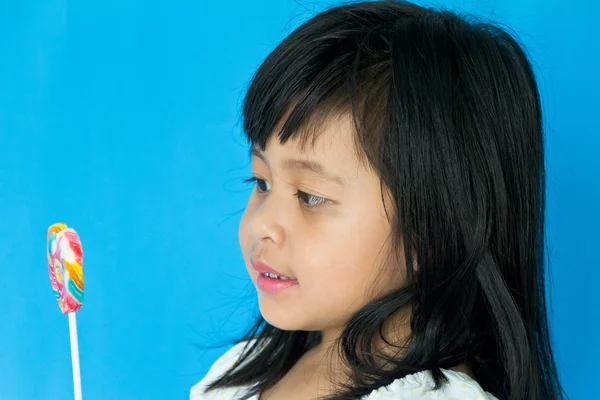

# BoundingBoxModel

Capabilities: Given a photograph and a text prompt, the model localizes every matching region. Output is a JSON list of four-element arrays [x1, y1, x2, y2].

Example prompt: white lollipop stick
[[68, 312, 83, 400]]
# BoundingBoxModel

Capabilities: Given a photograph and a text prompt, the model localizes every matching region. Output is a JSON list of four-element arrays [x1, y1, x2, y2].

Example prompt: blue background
[[0, 0, 597, 399]]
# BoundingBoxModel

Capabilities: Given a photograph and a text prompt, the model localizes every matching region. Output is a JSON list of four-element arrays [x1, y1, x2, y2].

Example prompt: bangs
[[241, 11, 392, 161]]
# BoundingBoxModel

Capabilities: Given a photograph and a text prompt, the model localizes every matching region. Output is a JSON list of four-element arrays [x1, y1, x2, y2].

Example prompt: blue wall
[[0, 1, 597, 399]]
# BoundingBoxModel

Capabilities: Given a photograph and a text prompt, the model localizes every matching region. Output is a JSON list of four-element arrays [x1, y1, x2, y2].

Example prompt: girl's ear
[[412, 247, 418, 272], [410, 232, 419, 273]]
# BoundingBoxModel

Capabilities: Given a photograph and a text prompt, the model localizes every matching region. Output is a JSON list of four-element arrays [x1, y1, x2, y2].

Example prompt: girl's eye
[[294, 191, 326, 208], [243, 176, 327, 208], [243, 177, 270, 193]]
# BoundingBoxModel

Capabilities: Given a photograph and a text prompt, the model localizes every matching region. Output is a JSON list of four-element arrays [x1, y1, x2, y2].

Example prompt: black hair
[[203, 1, 567, 399]]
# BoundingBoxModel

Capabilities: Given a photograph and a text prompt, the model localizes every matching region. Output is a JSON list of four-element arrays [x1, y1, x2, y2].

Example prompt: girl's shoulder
[[363, 368, 499, 399], [190, 338, 262, 399], [191, 337, 500, 400]]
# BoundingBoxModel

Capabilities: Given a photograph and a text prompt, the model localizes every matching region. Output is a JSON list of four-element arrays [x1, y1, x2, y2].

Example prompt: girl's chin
[[257, 297, 306, 331]]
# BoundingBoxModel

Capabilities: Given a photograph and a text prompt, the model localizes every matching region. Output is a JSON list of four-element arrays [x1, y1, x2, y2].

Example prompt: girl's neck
[[303, 339, 475, 384], [314, 312, 475, 381]]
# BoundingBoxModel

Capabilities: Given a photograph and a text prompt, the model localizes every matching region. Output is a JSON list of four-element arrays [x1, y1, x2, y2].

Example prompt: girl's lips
[[250, 259, 295, 279], [250, 259, 298, 294], [256, 273, 298, 294]]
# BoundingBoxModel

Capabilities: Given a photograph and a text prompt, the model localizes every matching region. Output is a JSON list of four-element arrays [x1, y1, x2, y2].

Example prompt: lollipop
[[47, 222, 84, 400], [48, 223, 84, 313]]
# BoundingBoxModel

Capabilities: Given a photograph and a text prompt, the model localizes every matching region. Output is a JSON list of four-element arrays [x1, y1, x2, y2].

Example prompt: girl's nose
[[247, 195, 286, 247]]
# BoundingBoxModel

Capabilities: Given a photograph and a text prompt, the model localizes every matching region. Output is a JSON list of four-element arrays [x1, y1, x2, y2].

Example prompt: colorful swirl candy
[[47, 223, 84, 314]]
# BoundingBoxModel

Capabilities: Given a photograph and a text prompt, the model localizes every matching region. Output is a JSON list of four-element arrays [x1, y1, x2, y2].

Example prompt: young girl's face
[[239, 114, 407, 333]]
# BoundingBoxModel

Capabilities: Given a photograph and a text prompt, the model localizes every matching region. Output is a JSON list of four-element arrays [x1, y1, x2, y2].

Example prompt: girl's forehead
[[255, 118, 372, 187], [262, 114, 360, 159]]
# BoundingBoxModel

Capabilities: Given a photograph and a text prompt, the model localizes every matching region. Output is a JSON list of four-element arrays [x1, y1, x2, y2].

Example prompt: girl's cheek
[[239, 206, 256, 251]]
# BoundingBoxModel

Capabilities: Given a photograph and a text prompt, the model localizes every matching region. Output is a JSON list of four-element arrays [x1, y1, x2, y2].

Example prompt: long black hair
[[203, 1, 567, 399]]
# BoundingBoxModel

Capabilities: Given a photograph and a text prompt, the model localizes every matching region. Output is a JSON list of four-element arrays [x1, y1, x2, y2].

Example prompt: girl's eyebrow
[[250, 147, 345, 187]]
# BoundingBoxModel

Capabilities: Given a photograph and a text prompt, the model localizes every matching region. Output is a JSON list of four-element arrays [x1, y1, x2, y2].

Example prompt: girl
[[191, 1, 567, 399]]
